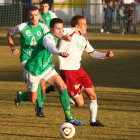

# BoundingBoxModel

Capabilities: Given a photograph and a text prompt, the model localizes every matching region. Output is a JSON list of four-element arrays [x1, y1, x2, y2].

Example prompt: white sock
[[70, 98, 75, 105], [88, 99, 98, 123]]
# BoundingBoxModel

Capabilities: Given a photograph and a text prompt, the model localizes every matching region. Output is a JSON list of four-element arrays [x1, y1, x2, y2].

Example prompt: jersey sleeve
[[40, 23, 50, 34], [63, 28, 75, 36], [50, 11, 57, 18], [43, 35, 55, 50], [84, 39, 95, 53], [9, 25, 20, 37]]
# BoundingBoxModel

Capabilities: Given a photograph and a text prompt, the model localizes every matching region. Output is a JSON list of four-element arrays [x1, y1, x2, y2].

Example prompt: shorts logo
[[70, 91, 74, 96], [26, 30, 33, 38], [75, 84, 80, 89], [46, 17, 49, 20], [37, 31, 41, 36]]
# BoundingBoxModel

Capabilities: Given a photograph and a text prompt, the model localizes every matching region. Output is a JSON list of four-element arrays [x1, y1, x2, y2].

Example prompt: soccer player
[[7, 6, 49, 117], [40, 0, 57, 29], [46, 15, 114, 127], [14, 18, 83, 126]]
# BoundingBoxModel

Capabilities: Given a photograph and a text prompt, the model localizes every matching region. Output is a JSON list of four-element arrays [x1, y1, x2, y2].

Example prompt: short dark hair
[[71, 15, 86, 27], [28, 6, 40, 14], [41, 0, 50, 4], [50, 18, 63, 28]]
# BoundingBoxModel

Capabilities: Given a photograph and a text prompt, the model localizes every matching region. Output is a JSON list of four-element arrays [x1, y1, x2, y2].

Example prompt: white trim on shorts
[[21, 60, 27, 67], [24, 67, 57, 92]]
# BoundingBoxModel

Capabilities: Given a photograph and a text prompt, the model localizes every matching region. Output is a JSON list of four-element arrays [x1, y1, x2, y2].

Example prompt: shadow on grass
[[0, 38, 140, 90]]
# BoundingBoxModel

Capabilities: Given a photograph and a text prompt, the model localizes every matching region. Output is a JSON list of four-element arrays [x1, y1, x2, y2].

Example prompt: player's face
[[41, 3, 49, 14], [76, 19, 87, 35], [28, 10, 40, 26], [50, 23, 63, 39]]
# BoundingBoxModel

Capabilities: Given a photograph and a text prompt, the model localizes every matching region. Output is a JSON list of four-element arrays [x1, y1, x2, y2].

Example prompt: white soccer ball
[[59, 122, 75, 139]]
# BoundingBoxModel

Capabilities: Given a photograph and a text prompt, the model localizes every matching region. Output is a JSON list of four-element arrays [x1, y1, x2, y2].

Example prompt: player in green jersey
[[15, 18, 83, 126], [7, 6, 49, 117], [40, 0, 57, 28]]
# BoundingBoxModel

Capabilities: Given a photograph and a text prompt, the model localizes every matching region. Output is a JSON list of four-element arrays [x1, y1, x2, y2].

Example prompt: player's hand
[[71, 27, 83, 35], [12, 48, 19, 55], [63, 35, 72, 42], [106, 50, 114, 57], [59, 52, 69, 58]]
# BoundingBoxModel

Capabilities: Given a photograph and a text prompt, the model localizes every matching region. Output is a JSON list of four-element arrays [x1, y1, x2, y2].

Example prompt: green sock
[[36, 84, 42, 108], [18, 92, 29, 101], [41, 93, 46, 106], [59, 89, 72, 121]]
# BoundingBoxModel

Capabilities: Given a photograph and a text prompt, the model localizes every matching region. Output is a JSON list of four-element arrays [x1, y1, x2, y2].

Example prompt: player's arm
[[43, 36, 69, 57], [85, 40, 114, 59], [62, 28, 82, 42], [7, 25, 20, 55]]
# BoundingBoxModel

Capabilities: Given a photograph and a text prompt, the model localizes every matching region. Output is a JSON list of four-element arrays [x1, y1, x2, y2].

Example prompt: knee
[[89, 93, 97, 100], [76, 101, 84, 107], [58, 83, 67, 91], [41, 85, 46, 94], [29, 98, 36, 103], [28, 95, 37, 103], [40, 82, 46, 94]]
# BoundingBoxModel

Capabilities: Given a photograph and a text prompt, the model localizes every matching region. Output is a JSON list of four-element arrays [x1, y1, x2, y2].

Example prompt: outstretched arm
[[7, 33, 19, 55]]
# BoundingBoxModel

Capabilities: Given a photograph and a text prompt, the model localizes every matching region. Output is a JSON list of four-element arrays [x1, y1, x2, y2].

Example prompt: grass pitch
[[0, 33, 140, 140]]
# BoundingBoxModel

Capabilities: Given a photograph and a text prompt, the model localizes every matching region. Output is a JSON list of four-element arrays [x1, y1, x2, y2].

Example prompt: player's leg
[[83, 88, 105, 127], [43, 69, 82, 126], [71, 94, 84, 107]]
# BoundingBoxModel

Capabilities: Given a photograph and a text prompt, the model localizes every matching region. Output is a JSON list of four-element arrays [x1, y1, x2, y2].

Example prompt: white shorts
[[21, 60, 27, 67], [23, 67, 57, 92]]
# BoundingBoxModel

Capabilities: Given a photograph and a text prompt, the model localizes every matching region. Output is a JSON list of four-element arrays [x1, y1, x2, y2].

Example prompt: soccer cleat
[[67, 119, 83, 126], [14, 91, 22, 106], [35, 107, 45, 117], [90, 120, 105, 127], [46, 85, 55, 94]]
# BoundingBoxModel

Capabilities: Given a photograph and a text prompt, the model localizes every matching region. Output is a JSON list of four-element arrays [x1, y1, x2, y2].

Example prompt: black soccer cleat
[[90, 120, 105, 127], [46, 85, 55, 94], [35, 107, 45, 117]]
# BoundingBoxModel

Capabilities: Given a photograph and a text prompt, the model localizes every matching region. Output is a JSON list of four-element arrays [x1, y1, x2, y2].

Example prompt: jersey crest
[[26, 30, 33, 38], [46, 17, 49, 20], [37, 31, 41, 36]]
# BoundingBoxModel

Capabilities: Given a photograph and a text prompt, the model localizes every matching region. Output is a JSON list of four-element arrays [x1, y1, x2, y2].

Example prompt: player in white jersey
[[46, 15, 114, 127], [7, 6, 49, 117], [40, 0, 57, 29]]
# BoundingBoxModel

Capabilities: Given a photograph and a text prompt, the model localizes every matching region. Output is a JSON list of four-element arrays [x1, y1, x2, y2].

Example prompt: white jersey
[[59, 29, 95, 70], [59, 29, 106, 70]]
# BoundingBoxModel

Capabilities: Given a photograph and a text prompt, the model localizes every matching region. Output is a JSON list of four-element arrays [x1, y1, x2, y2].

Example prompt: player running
[[14, 18, 83, 126], [7, 6, 49, 117], [46, 15, 114, 127]]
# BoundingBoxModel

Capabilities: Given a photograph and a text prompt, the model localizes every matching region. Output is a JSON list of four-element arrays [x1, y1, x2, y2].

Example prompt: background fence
[[0, 2, 140, 34]]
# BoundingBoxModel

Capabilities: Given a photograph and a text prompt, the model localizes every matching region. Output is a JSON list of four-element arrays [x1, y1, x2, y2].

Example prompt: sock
[[36, 84, 42, 108], [88, 99, 98, 123], [18, 92, 29, 101], [41, 93, 46, 106], [70, 98, 75, 105], [59, 89, 72, 121]]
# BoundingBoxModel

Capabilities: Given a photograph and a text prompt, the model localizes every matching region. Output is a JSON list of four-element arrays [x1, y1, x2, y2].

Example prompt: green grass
[[0, 33, 140, 140]]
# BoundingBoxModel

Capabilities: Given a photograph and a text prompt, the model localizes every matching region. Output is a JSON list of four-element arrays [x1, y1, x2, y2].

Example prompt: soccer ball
[[59, 122, 75, 139]]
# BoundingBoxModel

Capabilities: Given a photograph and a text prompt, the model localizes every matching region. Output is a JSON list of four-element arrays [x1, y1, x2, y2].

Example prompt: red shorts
[[60, 67, 93, 98]]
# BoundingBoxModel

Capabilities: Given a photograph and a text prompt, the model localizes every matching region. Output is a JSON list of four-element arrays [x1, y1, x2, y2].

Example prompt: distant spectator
[[117, 4, 125, 34], [128, 3, 137, 34], [101, 0, 117, 34], [21, 0, 32, 22]]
